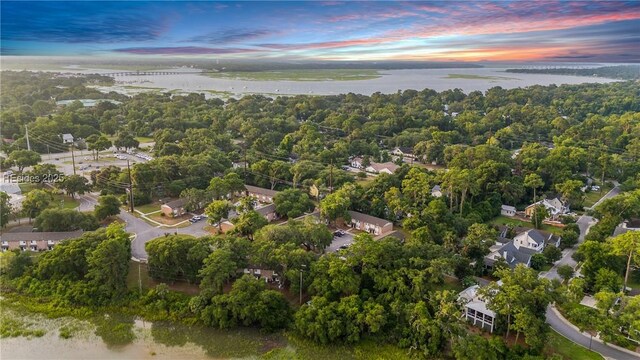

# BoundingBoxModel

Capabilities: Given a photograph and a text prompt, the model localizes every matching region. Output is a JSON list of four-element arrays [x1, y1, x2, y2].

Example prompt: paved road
[[547, 306, 640, 360], [80, 193, 209, 260], [542, 183, 640, 359]]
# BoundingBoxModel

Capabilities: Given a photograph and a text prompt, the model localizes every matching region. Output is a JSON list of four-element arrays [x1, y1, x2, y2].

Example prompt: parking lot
[[326, 230, 355, 252]]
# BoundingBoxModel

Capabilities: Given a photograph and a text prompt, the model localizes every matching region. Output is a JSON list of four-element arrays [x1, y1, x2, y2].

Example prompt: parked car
[[334, 229, 346, 236]]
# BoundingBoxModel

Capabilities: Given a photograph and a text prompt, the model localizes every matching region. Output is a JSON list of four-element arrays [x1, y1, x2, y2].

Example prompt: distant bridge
[[102, 71, 201, 77]]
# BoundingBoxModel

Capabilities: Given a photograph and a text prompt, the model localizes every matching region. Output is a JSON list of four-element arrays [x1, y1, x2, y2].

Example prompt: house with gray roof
[[484, 229, 561, 269], [500, 205, 516, 217], [245, 185, 279, 203], [347, 210, 393, 236], [255, 203, 279, 222], [1, 230, 83, 252]]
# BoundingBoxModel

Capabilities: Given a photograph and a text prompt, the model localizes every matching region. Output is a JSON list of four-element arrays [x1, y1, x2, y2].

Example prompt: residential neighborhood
[[2, 4, 640, 357]]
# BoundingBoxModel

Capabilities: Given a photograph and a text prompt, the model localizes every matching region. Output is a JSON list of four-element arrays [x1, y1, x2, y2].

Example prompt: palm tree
[[524, 173, 544, 203]]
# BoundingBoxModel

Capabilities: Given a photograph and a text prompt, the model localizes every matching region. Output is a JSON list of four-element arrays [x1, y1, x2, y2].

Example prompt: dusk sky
[[2, 1, 639, 62]]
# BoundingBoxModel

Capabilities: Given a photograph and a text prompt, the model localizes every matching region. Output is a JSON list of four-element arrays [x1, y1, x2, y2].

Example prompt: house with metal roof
[[500, 204, 516, 217], [61, 133, 74, 144], [459, 284, 497, 333]]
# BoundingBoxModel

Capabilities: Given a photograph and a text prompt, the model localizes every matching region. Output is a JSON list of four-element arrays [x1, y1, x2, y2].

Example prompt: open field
[[208, 69, 381, 81], [490, 215, 563, 235]]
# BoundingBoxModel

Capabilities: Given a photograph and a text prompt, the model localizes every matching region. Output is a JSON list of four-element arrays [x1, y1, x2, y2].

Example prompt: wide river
[[77, 66, 619, 98]]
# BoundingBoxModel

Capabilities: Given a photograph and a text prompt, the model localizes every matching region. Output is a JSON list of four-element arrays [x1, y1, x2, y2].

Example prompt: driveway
[[543, 214, 595, 281], [543, 183, 620, 281]]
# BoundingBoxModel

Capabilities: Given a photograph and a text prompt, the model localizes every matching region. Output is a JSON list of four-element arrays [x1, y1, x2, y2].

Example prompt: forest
[[1, 70, 640, 359]]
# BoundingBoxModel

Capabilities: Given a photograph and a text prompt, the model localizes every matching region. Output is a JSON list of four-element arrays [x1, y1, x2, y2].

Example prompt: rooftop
[[245, 185, 279, 198], [348, 210, 392, 228], [1, 230, 83, 242], [255, 203, 276, 216], [163, 198, 187, 209]]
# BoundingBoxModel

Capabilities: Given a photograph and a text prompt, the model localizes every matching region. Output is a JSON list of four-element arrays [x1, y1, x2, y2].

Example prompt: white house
[[484, 229, 561, 269], [500, 205, 516, 217], [61, 133, 74, 144], [350, 157, 364, 169], [391, 147, 415, 160], [431, 185, 443, 198], [458, 284, 497, 333], [524, 197, 569, 220]]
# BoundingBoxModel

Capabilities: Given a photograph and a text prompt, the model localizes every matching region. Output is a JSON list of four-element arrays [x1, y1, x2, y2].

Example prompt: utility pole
[[138, 262, 142, 293], [70, 143, 77, 175], [25, 125, 31, 151], [127, 160, 135, 213], [243, 145, 248, 196], [46, 145, 51, 160], [299, 264, 306, 305], [329, 159, 333, 194]]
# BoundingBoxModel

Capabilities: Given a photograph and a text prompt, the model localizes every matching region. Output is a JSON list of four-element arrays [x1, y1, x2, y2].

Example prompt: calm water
[[37, 66, 616, 98], [0, 307, 284, 360], [61, 66, 618, 99]]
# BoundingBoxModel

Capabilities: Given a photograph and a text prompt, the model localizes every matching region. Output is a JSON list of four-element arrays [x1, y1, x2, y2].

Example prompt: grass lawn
[[52, 194, 79, 209], [18, 183, 40, 194], [148, 213, 191, 226], [207, 69, 381, 82], [626, 269, 640, 294], [544, 330, 603, 360], [135, 203, 161, 214], [135, 136, 154, 143], [489, 215, 563, 235], [582, 184, 613, 208]]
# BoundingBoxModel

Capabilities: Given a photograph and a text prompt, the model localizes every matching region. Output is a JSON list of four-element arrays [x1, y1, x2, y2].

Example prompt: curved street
[[547, 306, 640, 360]]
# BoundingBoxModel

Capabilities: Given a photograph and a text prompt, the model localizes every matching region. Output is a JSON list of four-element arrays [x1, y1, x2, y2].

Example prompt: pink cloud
[[113, 46, 259, 55]]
